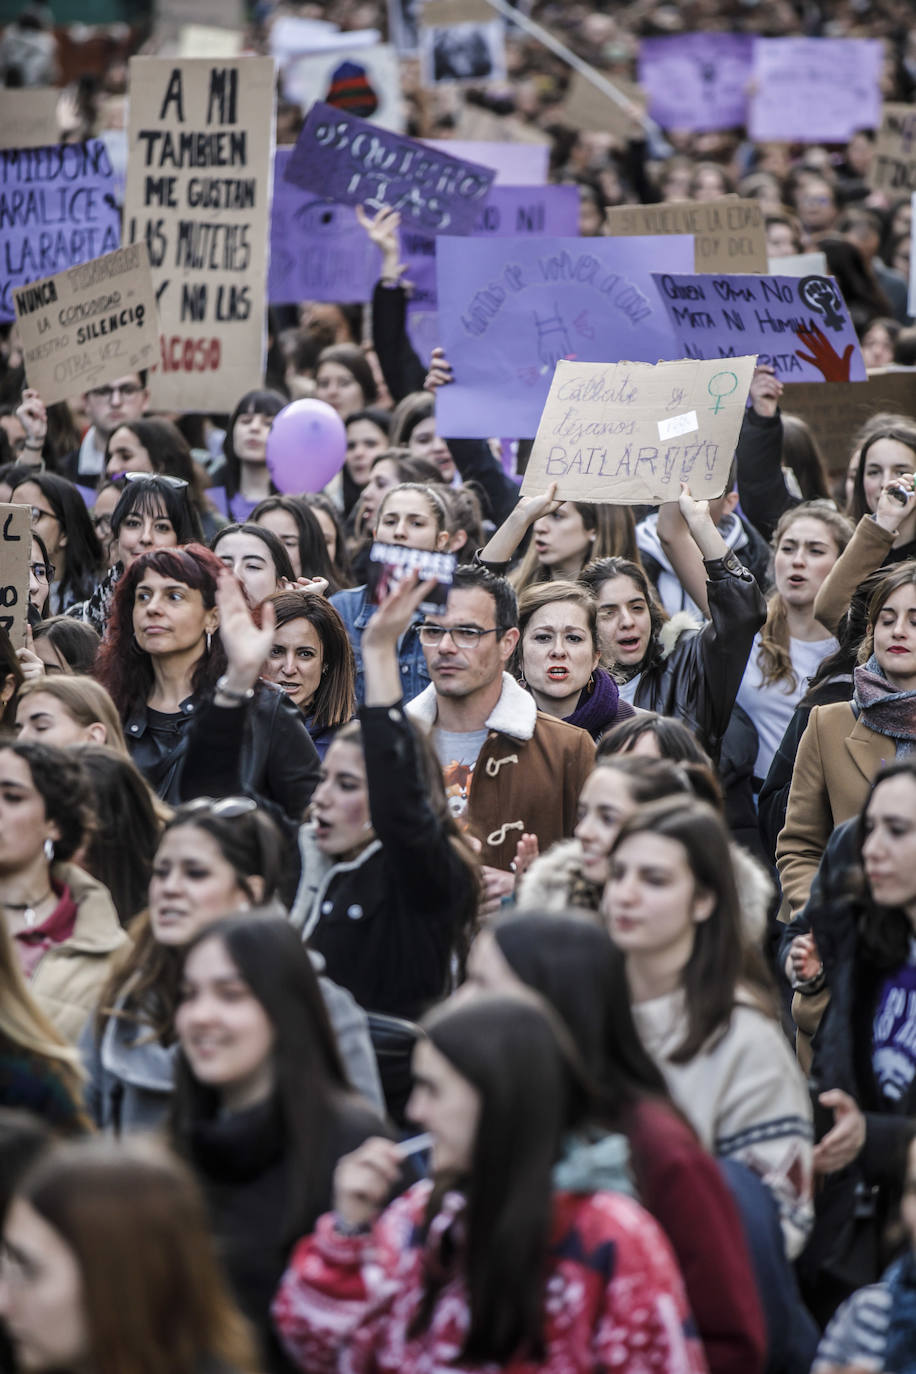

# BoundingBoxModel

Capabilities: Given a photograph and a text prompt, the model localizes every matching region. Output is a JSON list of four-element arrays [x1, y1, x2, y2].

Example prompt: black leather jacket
[[125, 684, 321, 827]]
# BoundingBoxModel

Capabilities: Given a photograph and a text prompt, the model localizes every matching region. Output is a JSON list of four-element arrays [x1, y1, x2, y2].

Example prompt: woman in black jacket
[[173, 914, 385, 1374], [94, 543, 320, 823]]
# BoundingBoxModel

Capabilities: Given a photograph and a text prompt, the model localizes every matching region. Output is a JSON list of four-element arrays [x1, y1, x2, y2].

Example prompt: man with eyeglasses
[[56, 372, 150, 485], [406, 564, 595, 912]]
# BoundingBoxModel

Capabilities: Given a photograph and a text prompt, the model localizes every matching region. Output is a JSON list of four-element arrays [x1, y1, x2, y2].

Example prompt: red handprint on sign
[[794, 324, 855, 382]]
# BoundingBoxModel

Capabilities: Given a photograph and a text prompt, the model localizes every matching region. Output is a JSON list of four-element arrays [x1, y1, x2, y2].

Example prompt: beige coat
[[813, 515, 895, 634], [776, 702, 891, 916], [29, 863, 130, 1044]]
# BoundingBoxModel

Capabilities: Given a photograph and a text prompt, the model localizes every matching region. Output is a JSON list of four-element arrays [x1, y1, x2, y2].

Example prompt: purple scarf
[[565, 667, 634, 741]]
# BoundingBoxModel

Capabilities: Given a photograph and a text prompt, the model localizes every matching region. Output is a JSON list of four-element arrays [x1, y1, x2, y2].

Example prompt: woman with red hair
[[95, 544, 319, 826]]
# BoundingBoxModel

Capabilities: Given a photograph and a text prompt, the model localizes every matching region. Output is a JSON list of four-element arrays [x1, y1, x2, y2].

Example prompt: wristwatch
[[703, 552, 753, 581]]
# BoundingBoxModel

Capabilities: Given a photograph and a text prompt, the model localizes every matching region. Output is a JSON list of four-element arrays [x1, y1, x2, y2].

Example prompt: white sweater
[[632, 987, 814, 1259]]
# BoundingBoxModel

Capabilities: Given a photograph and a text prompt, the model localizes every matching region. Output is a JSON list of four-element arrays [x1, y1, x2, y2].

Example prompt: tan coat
[[29, 863, 130, 1044], [813, 515, 894, 635], [776, 702, 892, 916]]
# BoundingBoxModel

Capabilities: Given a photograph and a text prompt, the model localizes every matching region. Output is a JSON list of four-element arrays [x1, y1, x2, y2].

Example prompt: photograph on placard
[[388, 0, 421, 55], [283, 44, 405, 131], [419, 19, 506, 86]]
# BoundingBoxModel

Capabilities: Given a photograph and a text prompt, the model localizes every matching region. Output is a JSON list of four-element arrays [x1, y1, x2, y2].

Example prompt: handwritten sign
[[420, 139, 548, 185], [0, 140, 120, 324], [435, 234, 693, 438], [283, 45, 405, 133], [0, 504, 31, 648], [748, 38, 882, 143], [561, 73, 646, 141], [521, 357, 756, 505], [651, 272, 867, 383], [403, 184, 580, 310], [638, 34, 754, 132], [767, 251, 827, 277], [269, 150, 379, 304], [123, 56, 276, 412], [870, 104, 916, 194], [782, 368, 916, 475], [0, 90, 59, 150], [604, 197, 767, 274], [14, 244, 159, 406], [284, 101, 495, 234]]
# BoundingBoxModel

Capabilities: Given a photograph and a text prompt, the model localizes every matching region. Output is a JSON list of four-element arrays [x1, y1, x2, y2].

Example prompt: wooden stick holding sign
[[520, 356, 757, 505], [0, 504, 32, 648]]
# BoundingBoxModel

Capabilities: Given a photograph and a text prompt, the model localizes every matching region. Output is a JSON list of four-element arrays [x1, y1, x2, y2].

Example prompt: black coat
[[735, 408, 798, 544], [127, 684, 321, 830], [291, 704, 476, 1022]]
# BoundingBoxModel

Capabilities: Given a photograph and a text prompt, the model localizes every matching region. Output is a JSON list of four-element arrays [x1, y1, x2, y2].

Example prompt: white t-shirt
[[736, 632, 837, 780]]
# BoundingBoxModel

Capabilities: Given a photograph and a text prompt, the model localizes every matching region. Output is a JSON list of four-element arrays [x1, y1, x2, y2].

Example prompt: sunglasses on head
[[178, 796, 259, 820], [112, 472, 189, 490]]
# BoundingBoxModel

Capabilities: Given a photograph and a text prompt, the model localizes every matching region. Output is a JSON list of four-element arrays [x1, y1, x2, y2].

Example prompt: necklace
[[1, 892, 53, 929]]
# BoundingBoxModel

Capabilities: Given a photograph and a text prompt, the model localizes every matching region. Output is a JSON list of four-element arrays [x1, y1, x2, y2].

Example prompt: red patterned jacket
[[272, 1182, 709, 1374]]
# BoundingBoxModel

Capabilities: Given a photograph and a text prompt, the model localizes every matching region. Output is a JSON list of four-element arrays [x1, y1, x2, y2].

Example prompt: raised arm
[[737, 366, 797, 543], [478, 481, 561, 568], [814, 481, 915, 633], [656, 484, 736, 619]]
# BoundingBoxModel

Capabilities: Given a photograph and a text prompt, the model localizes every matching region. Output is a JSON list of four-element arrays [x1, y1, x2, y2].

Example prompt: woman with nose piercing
[[259, 593, 355, 759]]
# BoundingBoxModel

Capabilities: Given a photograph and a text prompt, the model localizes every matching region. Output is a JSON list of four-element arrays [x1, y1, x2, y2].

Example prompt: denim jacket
[[330, 584, 430, 707]]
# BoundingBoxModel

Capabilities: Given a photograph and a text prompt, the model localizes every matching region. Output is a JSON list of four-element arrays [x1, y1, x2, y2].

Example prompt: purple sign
[[1, 139, 121, 322], [283, 101, 495, 235], [435, 235, 694, 439], [420, 140, 548, 186], [638, 34, 754, 132], [269, 148, 379, 304], [402, 184, 579, 311], [748, 38, 882, 142], [652, 272, 867, 383]]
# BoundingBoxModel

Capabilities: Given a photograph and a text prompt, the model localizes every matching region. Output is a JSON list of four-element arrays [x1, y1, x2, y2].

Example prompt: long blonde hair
[[756, 504, 854, 690], [0, 915, 86, 1093]]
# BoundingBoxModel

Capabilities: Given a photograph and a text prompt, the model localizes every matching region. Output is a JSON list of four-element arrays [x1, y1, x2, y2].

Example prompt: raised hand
[[874, 472, 916, 536], [748, 364, 783, 418], [16, 388, 47, 459], [215, 569, 276, 693], [280, 575, 329, 598], [794, 324, 855, 382], [333, 1136, 403, 1229], [424, 346, 454, 392], [355, 204, 404, 282], [362, 570, 437, 652]]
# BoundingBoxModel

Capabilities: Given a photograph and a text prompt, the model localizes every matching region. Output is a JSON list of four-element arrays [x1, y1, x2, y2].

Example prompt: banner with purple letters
[[638, 34, 754, 132]]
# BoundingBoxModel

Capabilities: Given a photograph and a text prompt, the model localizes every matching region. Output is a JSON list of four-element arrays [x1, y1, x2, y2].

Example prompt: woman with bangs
[[94, 543, 320, 820], [101, 415, 224, 541], [216, 388, 287, 523], [68, 474, 202, 637], [251, 495, 342, 590]]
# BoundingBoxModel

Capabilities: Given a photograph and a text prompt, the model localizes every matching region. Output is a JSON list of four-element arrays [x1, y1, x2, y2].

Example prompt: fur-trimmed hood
[[656, 610, 702, 662], [406, 671, 538, 742]]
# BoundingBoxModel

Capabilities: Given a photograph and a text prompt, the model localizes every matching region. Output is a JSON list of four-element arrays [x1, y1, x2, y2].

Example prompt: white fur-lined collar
[[657, 610, 702, 661], [406, 672, 538, 742]]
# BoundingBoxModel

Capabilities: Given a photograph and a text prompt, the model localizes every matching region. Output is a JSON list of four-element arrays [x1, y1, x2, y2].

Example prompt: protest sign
[[520, 356, 756, 504], [0, 90, 59, 150], [283, 45, 404, 133], [0, 140, 120, 324], [0, 503, 31, 649], [748, 38, 882, 143], [284, 102, 495, 234], [388, 0, 419, 55], [269, 16, 380, 63], [561, 73, 646, 141], [269, 149, 379, 303], [910, 193, 916, 318], [604, 197, 767, 274], [155, 0, 245, 34], [782, 369, 916, 474], [767, 251, 827, 277], [418, 20, 507, 88], [451, 104, 551, 146], [638, 34, 754, 132], [651, 271, 867, 383], [123, 56, 275, 412], [869, 104, 916, 194], [14, 244, 159, 406], [178, 27, 245, 58], [434, 234, 693, 438], [403, 184, 579, 309], [420, 139, 547, 184]]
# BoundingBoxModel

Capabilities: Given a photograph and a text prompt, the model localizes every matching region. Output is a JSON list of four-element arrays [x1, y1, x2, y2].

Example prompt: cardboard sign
[[14, 244, 159, 406], [403, 184, 580, 309], [652, 271, 867, 383], [0, 90, 60, 150], [0, 140, 121, 323], [418, 20, 507, 88], [782, 368, 916, 474], [284, 101, 495, 234], [434, 234, 693, 439], [178, 26, 245, 59], [521, 356, 757, 505], [604, 197, 767, 274], [748, 38, 882, 142], [767, 251, 827, 277], [123, 56, 276, 412], [870, 104, 916, 195], [638, 34, 754, 132], [0, 504, 31, 648], [561, 73, 646, 141], [910, 193, 916, 319], [283, 45, 405, 133]]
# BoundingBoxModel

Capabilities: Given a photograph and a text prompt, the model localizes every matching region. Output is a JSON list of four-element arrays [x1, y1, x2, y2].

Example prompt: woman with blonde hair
[[15, 676, 128, 754], [0, 914, 88, 1133]]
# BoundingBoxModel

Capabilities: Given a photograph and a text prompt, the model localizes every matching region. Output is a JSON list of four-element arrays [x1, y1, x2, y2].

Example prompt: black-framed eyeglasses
[[178, 795, 258, 819], [30, 562, 52, 583], [417, 624, 506, 649], [28, 505, 57, 524], [88, 382, 144, 400], [112, 472, 189, 490]]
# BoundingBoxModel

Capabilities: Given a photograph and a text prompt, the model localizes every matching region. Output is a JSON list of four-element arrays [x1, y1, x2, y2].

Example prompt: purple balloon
[[265, 399, 347, 493]]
